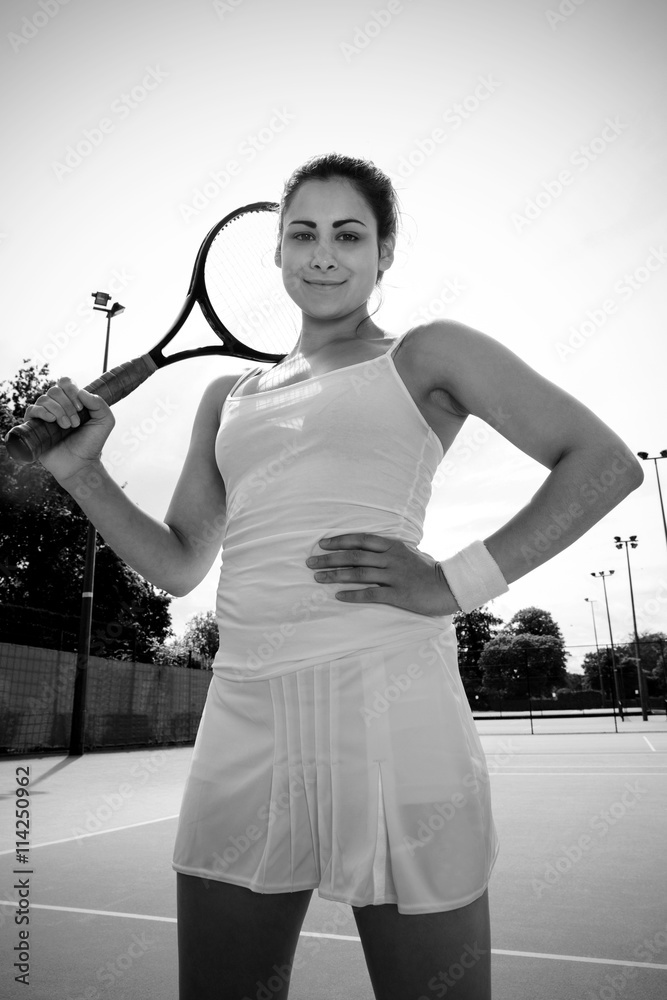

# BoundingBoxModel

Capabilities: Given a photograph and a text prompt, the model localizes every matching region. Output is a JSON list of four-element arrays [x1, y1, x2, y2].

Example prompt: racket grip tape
[[3, 354, 158, 465]]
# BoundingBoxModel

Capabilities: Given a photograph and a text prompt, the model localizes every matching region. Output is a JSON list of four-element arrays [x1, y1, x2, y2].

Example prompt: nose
[[309, 240, 338, 271]]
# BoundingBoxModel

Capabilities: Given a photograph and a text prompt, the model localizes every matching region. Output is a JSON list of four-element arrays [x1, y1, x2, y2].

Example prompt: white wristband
[[438, 540, 509, 613]]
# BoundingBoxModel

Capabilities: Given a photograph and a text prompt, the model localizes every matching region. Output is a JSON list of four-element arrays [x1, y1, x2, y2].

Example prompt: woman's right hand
[[24, 377, 115, 484]]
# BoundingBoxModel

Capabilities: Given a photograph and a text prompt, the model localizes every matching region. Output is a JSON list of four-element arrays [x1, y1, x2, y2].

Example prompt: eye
[[292, 232, 314, 241], [337, 232, 360, 241]]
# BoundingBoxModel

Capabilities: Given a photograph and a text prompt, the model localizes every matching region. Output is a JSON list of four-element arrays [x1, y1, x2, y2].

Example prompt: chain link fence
[[0, 604, 213, 754], [0, 642, 211, 754], [1, 606, 665, 753]]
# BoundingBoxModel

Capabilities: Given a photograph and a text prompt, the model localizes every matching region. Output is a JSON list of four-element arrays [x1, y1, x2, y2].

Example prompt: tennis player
[[27, 154, 643, 999]]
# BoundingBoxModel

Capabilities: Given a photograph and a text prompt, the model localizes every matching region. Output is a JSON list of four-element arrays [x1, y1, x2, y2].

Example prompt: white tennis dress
[[172, 332, 499, 914]]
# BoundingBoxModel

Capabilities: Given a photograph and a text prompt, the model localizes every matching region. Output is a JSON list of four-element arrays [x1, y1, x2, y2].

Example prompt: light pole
[[69, 293, 125, 756], [591, 570, 622, 727], [637, 451, 667, 557], [584, 597, 604, 705], [613, 536, 650, 721]]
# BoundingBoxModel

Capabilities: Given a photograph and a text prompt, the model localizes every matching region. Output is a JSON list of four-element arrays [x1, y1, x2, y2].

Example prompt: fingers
[[26, 377, 86, 429]]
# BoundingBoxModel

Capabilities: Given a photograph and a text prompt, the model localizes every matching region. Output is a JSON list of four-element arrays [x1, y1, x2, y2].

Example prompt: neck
[[288, 303, 384, 361]]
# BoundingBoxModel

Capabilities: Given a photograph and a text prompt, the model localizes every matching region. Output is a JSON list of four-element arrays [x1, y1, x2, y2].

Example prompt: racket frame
[[3, 201, 295, 464], [149, 200, 290, 368]]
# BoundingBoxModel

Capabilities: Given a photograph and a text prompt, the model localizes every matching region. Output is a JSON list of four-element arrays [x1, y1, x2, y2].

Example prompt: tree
[[0, 361, 173, 660], [503, 606, 566, 642], [616, 630, 666, 700], [453, 606, 504, 701], [582, 631, 667, 703], [479, 606, 569, 699], [183, 611, 219, 661], [149, 612, 219, 670], [480, 632, 568, 699], [581, 646, 617, 699]]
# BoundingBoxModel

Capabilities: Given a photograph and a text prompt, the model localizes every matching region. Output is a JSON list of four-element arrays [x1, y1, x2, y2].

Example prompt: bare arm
[[416, 321, 644, 584], [34, 373, 240, 597]]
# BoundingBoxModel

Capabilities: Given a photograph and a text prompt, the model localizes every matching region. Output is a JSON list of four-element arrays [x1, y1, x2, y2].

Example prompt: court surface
[[1, 716, 666, 999]]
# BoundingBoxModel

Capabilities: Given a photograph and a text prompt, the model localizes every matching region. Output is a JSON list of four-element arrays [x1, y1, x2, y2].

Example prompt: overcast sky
[[2, 0, 666, 671]]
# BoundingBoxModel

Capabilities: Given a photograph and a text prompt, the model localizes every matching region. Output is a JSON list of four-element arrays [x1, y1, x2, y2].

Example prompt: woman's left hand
[[306, 533, 459, 617]]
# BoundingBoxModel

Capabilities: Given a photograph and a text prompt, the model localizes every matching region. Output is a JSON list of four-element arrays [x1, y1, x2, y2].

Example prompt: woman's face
[[278, 177, 393, 320]]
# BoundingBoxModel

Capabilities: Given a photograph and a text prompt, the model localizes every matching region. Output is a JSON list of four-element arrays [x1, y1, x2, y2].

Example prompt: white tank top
[[212, 332, 454, 681]]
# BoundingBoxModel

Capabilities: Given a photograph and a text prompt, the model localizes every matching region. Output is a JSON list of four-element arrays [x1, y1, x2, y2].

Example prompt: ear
[[377, 235, 395, 273], [274, 247, 282, 267]]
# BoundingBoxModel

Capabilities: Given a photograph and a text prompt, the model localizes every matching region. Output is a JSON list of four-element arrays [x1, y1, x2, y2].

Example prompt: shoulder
[[402, 319, 502, 364], [201, 370, 253, 423], [400, 320, 505, 417]]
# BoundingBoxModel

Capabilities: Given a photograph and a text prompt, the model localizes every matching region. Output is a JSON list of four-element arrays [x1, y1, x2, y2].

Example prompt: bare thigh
[[352, 889, 491, 1000], [177, 873, 313, 1000]]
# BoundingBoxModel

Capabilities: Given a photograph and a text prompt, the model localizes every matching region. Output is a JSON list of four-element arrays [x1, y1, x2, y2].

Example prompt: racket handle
[[4, 354, 158, 465]]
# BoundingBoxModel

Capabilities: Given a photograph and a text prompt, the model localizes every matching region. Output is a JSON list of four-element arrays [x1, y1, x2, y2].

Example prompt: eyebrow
[[287, 218, 367, 228]]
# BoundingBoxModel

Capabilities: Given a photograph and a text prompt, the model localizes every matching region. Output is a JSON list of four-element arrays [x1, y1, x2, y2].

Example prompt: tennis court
[[1, 716, 666, 999]]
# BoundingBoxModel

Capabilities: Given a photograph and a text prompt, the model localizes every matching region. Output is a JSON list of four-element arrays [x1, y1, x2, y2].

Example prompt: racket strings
[[204, 209, 299, 355]]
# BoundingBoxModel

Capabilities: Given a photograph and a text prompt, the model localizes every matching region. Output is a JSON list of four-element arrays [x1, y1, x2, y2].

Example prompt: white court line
[[495, 763, 667, 768], [0, 901, 177, 923], [492, 948, 667, 971], [644, 737, 657, 752], [0, 814, 179, 856], [0, 902, 665, 971], [490, 772, 666, 776]]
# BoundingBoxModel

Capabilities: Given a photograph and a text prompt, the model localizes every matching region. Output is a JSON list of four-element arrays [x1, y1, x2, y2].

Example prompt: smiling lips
[[304, 279, 346, 287]]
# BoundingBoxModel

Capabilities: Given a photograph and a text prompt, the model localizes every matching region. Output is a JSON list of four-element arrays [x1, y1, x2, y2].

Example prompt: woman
[[26, 153, 643, 999]]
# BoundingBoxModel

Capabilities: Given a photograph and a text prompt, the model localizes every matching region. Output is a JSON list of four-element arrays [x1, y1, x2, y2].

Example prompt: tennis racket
[[4, 201, 299, 465]]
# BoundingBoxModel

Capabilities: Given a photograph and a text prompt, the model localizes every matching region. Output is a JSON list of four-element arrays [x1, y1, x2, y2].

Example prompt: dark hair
[[278, 153, 399, 284]]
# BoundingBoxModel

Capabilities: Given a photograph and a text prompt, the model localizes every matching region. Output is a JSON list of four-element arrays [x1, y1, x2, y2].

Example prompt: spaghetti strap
[[388, 329, 413, 358], [227, 366, 263, 400]]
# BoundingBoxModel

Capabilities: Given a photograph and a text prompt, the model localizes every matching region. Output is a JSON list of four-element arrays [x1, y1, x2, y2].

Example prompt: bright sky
[[2, 0, 666, 672]]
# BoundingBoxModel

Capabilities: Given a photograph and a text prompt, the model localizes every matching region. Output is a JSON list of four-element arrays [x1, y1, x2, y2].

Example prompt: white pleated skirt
[[172, 627, 499, 915]]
